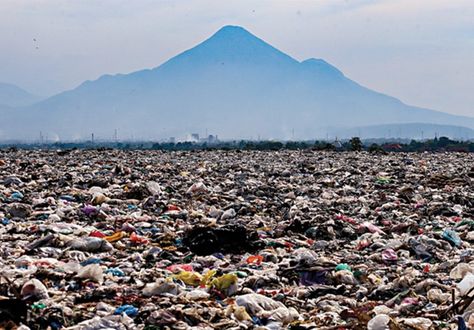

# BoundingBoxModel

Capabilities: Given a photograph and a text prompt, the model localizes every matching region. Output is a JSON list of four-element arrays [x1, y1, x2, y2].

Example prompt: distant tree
[[323, 143, 336, 151], [368, 143, 383, 153], [285, 141, 308, 150], [438, 136, 451, 147], [349, 137, 363, 151]]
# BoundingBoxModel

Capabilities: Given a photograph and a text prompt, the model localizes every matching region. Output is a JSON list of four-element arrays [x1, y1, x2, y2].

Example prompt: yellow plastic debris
[[226, 305, 251, 321], [209, 273, 238, 291], [104, 231, 126, 243], [201, 269, 217, 286], [173, 271, 203, 287], [233, 305, 252, 321]]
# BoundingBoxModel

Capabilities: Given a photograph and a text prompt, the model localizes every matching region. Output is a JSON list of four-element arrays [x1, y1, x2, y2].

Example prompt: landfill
[[0, 148, 473, 329]]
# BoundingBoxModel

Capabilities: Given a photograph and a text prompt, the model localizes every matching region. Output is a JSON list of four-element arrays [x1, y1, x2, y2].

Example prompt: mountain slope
[[0, 83, 41, 107], [1, 25, 473, 140]]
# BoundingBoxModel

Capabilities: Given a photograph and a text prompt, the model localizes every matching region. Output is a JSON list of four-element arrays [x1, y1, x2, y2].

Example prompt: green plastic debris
[[31, 302, 47, 309], [456, 219, 474, 228], [335, 263, 352, 272], [376, 177, 390, 184], [353, 269, 364, 278], [235, 271, 248, 278]]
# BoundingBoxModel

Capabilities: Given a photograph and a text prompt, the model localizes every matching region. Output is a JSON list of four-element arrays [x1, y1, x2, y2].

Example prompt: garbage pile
[[0, 148, 473, 329]]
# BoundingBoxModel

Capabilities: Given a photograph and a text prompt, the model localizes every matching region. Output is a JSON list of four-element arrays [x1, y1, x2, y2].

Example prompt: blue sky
[[0, 0, 473, 116]]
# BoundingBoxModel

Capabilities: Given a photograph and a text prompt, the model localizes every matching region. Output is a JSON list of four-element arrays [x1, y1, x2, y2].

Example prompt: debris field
[[0, 149, 473, 329]]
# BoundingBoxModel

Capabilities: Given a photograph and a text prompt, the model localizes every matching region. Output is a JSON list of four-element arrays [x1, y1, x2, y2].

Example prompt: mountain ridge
[[1, 25, 473, 141], [0, 82, 42, 108]]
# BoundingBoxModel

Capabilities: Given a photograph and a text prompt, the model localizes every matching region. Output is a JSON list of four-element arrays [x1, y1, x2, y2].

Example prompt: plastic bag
[[21, 279, 49, 300], [76, 264, 104, 283]]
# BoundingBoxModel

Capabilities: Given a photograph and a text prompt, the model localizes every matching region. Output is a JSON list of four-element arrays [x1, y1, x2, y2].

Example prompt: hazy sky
[[1, 0, 473, 116]]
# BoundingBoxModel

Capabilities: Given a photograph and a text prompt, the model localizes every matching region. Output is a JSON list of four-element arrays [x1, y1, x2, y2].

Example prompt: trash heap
[[0, 149, 473, 329]]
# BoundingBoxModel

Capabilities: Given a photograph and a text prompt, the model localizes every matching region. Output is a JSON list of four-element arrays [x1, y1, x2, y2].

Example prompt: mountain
[[0, 83, 41, 107], [1, 25, 473, 141]]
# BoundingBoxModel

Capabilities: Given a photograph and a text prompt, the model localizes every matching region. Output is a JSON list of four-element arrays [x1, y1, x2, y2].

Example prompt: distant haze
[[0, 25, 473, 142], [0, 0, 473, 117]]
